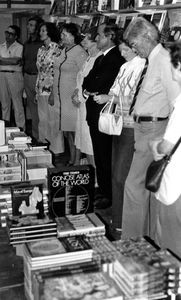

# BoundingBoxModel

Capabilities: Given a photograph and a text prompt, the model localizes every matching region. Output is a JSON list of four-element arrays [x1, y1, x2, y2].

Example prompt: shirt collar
[[148, 43, 162, 63], [3, 40, 18, 49], [103, 46, 115, 56]]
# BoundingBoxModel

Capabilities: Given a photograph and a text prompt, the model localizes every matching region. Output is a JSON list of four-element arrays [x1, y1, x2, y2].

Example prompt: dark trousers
[[89, 124, 112, 200], [112, 127, 134, 229]]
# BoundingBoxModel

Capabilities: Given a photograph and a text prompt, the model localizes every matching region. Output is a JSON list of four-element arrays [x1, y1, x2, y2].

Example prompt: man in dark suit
[[83, 23, 125, 209]]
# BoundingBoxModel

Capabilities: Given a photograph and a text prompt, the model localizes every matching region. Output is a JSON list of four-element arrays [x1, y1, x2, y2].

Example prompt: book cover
[[41, 271, 123, 300], [58, 235, 92, 252], [26, 238, 67, 258], [48, 165, 95, 218], [11, 183, 44, 218]]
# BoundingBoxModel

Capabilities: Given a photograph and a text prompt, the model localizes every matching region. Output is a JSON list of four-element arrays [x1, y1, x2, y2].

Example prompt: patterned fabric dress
[[36, 42, 64, 154]]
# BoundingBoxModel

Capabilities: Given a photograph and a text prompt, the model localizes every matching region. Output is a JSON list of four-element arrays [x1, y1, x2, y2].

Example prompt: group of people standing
[[1, 15, 181, 257]]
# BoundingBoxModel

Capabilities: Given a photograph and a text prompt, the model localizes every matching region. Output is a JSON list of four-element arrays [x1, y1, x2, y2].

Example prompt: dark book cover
[[11, 183, 44, 218], [48, 165, 95, 218], [58, 235, 92, 252]]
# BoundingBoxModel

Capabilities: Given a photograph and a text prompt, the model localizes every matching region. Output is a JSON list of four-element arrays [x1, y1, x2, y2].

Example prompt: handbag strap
[[167, 136, 181, 160], [100, 96, 115, 114]]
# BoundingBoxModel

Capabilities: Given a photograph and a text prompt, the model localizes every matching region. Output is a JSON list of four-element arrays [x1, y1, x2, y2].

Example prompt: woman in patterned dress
[[54, 23, 87, 166], [36, 22, 64, 154]]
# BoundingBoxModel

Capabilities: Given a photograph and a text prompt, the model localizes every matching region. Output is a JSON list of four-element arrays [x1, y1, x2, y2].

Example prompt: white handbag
[[98, 96, 123, 135]]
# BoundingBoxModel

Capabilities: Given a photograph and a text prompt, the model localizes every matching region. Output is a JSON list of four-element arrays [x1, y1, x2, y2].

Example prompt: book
[[39, 271, 123, 300], [56, 213, 105, 238], [11, 183, 44, 218], [10, 131, 31, 142], [6, 214, 56, 231], [48, 165, 95, 218], [26, 236, 91, 259], [23, 149, 52, 166]]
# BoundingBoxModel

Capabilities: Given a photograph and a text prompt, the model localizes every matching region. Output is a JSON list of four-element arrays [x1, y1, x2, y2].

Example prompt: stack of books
[[0, 151, 21, 184], [22, 149, 53, 181], [6, 214, 57, 245], [113, 253, 166, 299], [31, 268, 123, 300], [112, 238, 181, 299], [31, 260, 101, 299], [85, 235, 118, 271], [8, 131, 32, 150], [0, 181, 49, 228], [56, 212, 105, 237], [5, 182, 53, 244], [23, 235, 94, 300]]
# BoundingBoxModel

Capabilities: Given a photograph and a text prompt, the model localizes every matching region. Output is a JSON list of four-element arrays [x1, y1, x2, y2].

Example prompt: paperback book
[[56, 213, 105, 237], [48, 165, 95, 217]]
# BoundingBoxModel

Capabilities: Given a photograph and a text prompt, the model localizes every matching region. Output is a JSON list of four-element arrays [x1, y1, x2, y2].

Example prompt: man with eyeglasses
[[121, 17, 181, 241], [0, 25, 25, 130]]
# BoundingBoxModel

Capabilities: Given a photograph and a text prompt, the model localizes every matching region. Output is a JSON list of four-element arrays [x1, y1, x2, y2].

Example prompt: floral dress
[[36, 42, 64, 154], [36, 42, 61, 96]]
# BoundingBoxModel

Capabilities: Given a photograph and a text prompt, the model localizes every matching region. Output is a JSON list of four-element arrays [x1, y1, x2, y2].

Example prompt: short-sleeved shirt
[[0, 41, 23, 72], [134, 43, 180, 117], [155, 95, 181, 204]]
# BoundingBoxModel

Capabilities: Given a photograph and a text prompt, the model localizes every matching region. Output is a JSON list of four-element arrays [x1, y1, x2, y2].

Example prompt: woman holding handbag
[[150, 41, 181, 257], [94, 38, 145, 237]]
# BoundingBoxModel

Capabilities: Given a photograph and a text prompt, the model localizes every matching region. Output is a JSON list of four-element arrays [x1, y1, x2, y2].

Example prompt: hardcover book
[[11, 183, 44, 218], [48, 165, 95, 217], [40, 271, 123, 300], [26, 235, 92, 259]]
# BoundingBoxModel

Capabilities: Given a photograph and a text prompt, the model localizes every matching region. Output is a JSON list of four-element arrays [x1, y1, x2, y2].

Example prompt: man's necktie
[[129, 58, 149, 115]]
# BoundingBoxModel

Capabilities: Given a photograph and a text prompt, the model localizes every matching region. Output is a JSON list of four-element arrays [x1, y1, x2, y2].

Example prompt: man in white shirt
[[121, 17, 180, 239], [0, 25, 25, 129]]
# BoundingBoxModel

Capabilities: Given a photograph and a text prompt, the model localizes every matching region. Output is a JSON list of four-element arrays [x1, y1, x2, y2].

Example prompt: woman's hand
[[48, 91, 54, 106], [93, 94, 111, 105], [72, 88, 81, 107]]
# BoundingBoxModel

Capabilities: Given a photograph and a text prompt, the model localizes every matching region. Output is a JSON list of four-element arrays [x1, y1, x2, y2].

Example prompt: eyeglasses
[[5, 31, 15, 37]]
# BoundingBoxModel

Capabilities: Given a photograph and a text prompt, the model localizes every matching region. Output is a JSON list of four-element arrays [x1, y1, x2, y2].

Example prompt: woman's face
[[171, 63, 181, 87], [81, 34, 95, 51], [119, 42, 136, 61], [61, 29, 74, 47], [40, 25, 49, 42]]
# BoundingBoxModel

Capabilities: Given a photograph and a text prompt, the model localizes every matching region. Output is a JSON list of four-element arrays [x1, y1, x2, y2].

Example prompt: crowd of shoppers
[[1, 15, 181, 256]]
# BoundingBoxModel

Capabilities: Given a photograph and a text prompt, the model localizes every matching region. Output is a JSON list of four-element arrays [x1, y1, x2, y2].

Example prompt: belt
[[133, 115, 168, 123], [0, 70, 15, 73], [25, 72, 37, 75]]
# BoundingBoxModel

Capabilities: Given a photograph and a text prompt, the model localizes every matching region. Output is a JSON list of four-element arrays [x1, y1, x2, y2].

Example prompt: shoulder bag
[[145, 136, 181, 193]]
